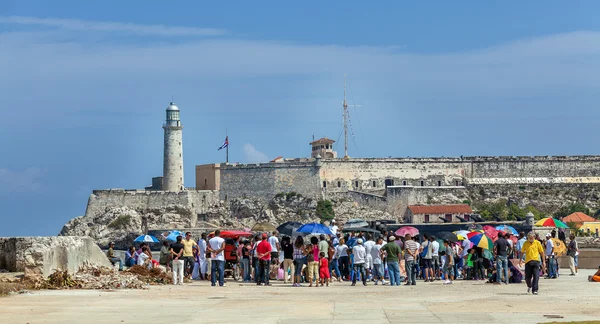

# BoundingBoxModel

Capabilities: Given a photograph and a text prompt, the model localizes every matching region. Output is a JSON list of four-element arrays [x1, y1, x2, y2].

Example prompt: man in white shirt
[[268, 231, 280, 264], [198, 233, 208, 280], [363, 234, 376, 281], [545, 233, 556, 279], [371, 237, 386, 285], [430, 236, 441, 280], [351, 239, 367, 286], [330, 220, 338, 235], [208, 230, 226, 287]]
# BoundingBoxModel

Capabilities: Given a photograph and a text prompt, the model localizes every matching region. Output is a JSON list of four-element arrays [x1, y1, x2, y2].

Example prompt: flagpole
[[226, 128, 229, 163]]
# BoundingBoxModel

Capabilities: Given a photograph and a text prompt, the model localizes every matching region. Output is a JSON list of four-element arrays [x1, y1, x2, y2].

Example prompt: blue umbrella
[[134, 235, 160, 243], [296, 222, 334, 235], [165, 230, 184, 242], [495, 225, 518, 235]]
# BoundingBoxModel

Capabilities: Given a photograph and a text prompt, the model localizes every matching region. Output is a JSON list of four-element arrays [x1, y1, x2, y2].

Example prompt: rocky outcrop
[[60, 195, 394, 247], [0, 237, 111, 277]]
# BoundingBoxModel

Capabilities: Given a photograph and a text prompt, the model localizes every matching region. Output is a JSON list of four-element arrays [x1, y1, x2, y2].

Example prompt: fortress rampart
[[215, 155, 600, 201]]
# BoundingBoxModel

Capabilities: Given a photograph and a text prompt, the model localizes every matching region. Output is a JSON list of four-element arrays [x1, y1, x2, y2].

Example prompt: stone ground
[[1, 268, 599, 324]]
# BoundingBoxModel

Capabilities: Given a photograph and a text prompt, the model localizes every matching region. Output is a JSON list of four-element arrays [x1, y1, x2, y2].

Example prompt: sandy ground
[[1, 268, 599, 324]]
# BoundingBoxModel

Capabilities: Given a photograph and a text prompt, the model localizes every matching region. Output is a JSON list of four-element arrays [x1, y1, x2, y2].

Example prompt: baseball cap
[[545, 233, 551, 237], [357, 238, 363, 244], [389, 236, 396, 241], [262, 233, 268, 239], [109, 242, 115, 245]]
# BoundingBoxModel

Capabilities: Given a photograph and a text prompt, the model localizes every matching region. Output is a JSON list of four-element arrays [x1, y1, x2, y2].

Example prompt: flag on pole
[[218, 136, 229, 150]]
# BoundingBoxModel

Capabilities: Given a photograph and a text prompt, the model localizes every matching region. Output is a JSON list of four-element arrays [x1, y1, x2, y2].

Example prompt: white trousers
[[173, 260, 185, 284]]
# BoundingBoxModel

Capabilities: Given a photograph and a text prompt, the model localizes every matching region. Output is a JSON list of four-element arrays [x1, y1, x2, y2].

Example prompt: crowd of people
[[108, 225, 592, 294]]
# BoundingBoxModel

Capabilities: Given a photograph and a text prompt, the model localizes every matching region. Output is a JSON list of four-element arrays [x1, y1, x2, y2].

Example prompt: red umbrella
[[395, 226, 419, 237], [483, 225, 499, 241]]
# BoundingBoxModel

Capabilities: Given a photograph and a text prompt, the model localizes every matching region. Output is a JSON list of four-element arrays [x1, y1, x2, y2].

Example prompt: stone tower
[[162, 102, 184, 192]]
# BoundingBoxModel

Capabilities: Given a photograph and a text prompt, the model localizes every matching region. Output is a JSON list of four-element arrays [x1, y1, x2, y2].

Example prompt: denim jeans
[[405, 260, 416, 285], [546, 256, 556, 278], [496, 256, 509, 283], [387, 261, 400, 286], [211, 260, 225, 286], [329, 258, 341, 279], [259, 259, 270, 284], [242, 258, 250, 281], [373, 263, 384, 280], [109, 257, 123, 271], [253, 257, 261, 283], [352, 263, 366, 284], [293, 257, 305, 277]]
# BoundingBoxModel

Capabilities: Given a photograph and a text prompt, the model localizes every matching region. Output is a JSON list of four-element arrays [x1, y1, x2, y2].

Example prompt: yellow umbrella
[[550, 238, 567, 256]]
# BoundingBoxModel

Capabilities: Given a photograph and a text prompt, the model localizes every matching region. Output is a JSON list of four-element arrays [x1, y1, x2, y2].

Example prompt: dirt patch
[[124, 265, 172, 285]]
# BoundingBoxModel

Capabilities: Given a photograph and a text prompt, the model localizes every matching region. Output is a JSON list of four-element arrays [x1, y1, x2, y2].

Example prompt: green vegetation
[[275, 192, 303, 201], [108, 215, 132, 229], [462, 199, 471, 205], [553, 203, 590, 219], [474, 200, 543, 221], [316, 199, 335, 221], [593, 209, 600, 219]]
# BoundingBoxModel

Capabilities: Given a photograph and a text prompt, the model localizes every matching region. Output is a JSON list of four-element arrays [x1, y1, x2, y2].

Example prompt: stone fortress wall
[[86, 189, 220, 220], [217, 155, 600, 200]]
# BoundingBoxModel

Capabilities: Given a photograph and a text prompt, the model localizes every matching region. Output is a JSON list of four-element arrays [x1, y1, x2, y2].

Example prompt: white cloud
[[0, 167, 43, 194], [243, 144, 269, 163], [0, 16, 226, 36]]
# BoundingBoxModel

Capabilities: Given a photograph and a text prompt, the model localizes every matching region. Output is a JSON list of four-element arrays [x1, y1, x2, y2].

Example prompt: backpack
[[419, 241, 430, 258]]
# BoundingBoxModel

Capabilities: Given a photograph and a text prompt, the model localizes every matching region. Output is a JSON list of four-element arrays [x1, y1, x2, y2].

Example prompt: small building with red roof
[[405, 204, 473, 224]]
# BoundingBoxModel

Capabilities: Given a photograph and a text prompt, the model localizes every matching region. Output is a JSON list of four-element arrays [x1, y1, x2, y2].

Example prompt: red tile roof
[[562, 212, 596, 224], [310, 137, 335, 145], [408, 204, 472, 215]]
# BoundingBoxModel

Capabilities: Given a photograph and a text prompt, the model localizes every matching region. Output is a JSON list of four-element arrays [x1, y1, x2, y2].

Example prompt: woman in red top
[[307, 236, 320, 287], [319, 252, 330, 287]]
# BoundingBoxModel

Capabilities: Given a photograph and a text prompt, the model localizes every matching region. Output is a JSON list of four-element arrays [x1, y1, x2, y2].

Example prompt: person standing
[[329, 220, 338, 235], [281, 236, 294, 283], [420, 234, 434, 282], [292, 236, 307, 287], [520, 232, 546, 295], [544, 233, 556, 279], [363, 234, 376, 281], [336, 238, 350, 280], [351, 239, 367, 286], [256, 233, 272, 286], [170, 235, 185, 285], [567, 234, 578, 276], [381, 236, 401, 286], [198, 233, 208, 280], [443, 241, 454, 284], [106, 242, 123, 271], [371, 237, 386, 285], [208, 230, 226, 287], [241, 240, 252, 282], [494, 232, 510, 285], [306, 236, 320, 287], [268, 231, 280, 265], [252, 235, 261, 283], [159, 241, 170, 271], [182, 232, 198, 279], [404, 234, 419, 286], [429, 236, 440, 280]]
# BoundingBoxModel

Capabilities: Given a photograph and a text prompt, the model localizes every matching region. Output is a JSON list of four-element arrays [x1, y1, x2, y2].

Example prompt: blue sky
[[1, 1, 600, 236]]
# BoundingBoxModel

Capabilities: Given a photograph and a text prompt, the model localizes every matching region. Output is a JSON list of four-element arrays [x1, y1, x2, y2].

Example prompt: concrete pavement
[[1, 269, 599, 324]]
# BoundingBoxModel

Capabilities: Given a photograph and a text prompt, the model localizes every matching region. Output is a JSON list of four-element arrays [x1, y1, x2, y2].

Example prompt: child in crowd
[[319, 252, 330, 287]]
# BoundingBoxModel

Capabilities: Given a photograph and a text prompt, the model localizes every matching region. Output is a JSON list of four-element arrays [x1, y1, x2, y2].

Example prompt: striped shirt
[[404, 240, 419, 262]]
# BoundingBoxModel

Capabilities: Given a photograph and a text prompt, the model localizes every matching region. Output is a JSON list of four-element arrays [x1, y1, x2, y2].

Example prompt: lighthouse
[[162, 102, 184, 192]]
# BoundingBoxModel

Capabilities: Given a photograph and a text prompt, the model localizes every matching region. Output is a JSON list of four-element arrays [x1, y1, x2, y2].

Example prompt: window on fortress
[[323, 181, 327, 188], [337, 181, 341, 188], [402, 180, 407, 186], [355, 181, 358, 188], [464, 214, 470, 221], [420, 180, 424, 186], [372, 181, 376, 187], [437, 181, 441, 186], [424, 215, 430, 223], [455, 180, 459, 186]]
